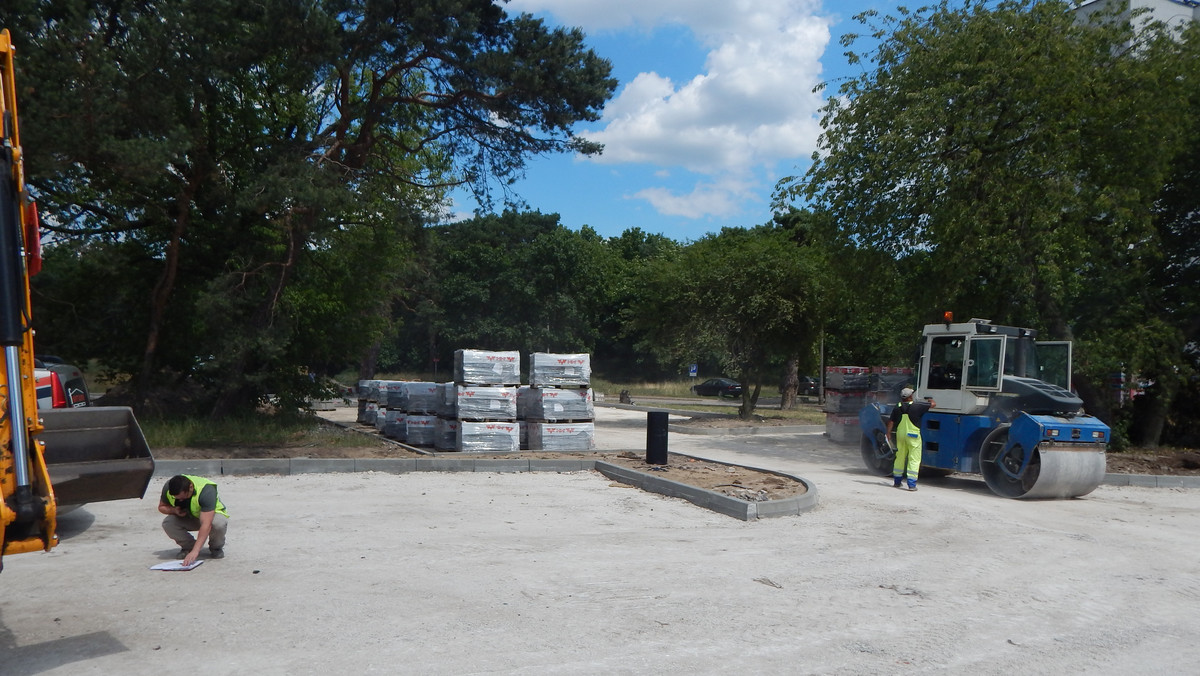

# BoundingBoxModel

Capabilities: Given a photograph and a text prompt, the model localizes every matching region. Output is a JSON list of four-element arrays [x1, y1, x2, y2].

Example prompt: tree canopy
[[4, 0, 615, 414], [775, 0, 1198, 445], [623, 219, 830, 418]]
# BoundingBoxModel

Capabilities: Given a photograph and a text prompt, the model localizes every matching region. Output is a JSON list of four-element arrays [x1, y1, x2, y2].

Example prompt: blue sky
[[447, 0, 903, 242]]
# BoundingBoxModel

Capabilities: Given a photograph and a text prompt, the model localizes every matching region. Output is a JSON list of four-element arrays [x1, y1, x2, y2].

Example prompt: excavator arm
[[0, 28, 58, 569]]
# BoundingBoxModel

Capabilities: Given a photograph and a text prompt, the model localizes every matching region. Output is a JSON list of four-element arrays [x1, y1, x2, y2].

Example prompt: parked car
[[799, 376, 820, 396], [34, 358, 91, 409], [691, 377, 742, 398]]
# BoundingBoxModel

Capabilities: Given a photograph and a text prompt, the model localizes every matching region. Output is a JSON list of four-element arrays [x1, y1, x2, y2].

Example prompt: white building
[[1075, 0, 1199, 35]]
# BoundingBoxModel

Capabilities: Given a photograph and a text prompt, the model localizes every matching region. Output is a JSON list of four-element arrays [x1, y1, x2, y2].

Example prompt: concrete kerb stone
[[354, 458, 418, 473], [595, 457, 818, 521]]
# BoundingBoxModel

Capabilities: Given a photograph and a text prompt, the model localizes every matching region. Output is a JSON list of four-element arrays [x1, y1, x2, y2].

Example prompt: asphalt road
[[3, 404, 1199, 675]]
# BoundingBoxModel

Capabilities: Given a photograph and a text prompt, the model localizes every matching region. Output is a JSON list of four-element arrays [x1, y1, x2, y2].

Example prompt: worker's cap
[[900, 387, 915, 398]]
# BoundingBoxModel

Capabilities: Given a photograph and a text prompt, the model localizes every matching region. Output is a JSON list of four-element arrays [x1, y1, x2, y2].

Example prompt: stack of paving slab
[[398, 381, 439, 446], [357, 380, 381, 426], [521, 353, 595, 452], [866, 367, 915, 406], [824, 366, 869, 444], [452, 349, 521, 452], [823, 366, 917, 444]]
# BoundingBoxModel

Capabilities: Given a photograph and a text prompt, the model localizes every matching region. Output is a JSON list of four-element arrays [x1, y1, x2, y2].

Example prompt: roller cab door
[[1036, 341, 1072, 390], [965, 335, 1005, 392]]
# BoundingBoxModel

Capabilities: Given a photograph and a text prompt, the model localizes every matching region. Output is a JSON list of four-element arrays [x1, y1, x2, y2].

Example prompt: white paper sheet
[[150, 559, 204, 571]]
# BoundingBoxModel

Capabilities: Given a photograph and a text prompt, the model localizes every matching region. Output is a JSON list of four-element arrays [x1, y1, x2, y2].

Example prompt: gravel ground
[[3, 406, 1199, 675]]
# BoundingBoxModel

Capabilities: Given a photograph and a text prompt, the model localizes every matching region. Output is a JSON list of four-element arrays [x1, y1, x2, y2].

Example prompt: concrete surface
[[3, 405, 1200, 675]]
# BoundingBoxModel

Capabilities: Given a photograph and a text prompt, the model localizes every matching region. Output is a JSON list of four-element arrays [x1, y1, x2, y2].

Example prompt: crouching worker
[[159, 474, 229, 565]]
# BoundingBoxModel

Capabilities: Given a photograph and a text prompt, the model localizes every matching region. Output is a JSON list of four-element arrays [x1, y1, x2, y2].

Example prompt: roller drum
[[980, 426, 1105, 499]]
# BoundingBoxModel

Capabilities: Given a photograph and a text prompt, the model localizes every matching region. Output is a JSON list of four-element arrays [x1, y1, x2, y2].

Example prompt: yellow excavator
[[1, 29, 154, 571]]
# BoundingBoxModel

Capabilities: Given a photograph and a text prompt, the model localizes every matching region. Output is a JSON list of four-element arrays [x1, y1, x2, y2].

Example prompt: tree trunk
[[1131, 378, 1176, 449], [136, 176, 200, 412], [781, 358, 799, 411], [209, 210, 306, 418]]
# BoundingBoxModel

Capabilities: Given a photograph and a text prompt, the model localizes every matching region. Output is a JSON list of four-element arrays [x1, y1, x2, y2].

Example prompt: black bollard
[[646, 411, 669, 465]]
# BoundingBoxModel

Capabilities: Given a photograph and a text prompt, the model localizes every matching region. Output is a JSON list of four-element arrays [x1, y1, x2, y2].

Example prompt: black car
[[691, 377, 742, 398], [799, 376, 820, 396]]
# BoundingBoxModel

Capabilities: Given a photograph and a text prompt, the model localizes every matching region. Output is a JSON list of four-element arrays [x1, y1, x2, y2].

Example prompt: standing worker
[[159, 474, 229, 565], [887, 387, 936, 491]]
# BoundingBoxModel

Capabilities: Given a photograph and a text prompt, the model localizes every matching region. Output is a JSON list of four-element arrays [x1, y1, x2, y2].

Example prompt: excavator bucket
[[39, 407, 155, 506]]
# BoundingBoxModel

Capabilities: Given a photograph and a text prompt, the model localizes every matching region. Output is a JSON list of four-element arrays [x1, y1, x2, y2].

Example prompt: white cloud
[[505, 0, 833, 220], [630, 175, 757, 220]]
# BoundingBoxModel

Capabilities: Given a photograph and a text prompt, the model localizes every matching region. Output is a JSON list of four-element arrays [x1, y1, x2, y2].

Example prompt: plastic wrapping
[[525, 388, 594, 421], [382, 409, 406, 440], [363, 401, 379, 425], [529, 353, 591, 387], [527, 422, 596, 451], [434, 418, 460, 451], [405, 415, 437, 446], [456, 421, 520, 452], [455, 385, 517, 420], [403, 382, 440, 414], [436, 382, 458, 418], [453, 349, 521, 385], [382, 381, 406, 409]]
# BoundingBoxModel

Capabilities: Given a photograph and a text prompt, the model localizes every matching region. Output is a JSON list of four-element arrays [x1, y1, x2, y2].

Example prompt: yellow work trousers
[[893, 431, 922, 485]]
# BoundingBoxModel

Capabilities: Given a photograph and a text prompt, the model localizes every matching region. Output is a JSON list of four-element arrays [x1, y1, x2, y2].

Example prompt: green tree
[[625, 223, 829, 419], [775, 0, 1192, 438], [385, 211, 623, 371], [6, 0, 615, 415]]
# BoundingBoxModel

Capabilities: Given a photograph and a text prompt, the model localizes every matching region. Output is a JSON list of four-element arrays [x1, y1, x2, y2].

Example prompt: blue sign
[[689, 364, 698, 377]]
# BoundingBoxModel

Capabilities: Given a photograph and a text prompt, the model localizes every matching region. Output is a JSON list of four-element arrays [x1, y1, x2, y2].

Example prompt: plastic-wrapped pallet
[[529, 353, 591, 387], [455, 385, 517, 420], [825, 414, 860, 445], [382, 410, 406, 441], [526, 388, 594, 422], [825, 366, 871, 391], [403, 382, 439, 415], [824, 390, 866, 414], [405, 415, 436, 446], [363, 401, 379, 426], [374, 406, 389, 432], [367, 380, 383, 403], [381, 381, 405, 410], [869, 368, 914, 397], [528, 423, 596, 451], [516, 386, 533, 420], [456, 421, 519, 452], [453, 349, 520, 385], [518, 420, 528, 450], [436, 383, 457, 418], [434, 418, 460, 451], [357, 380, 372, 423]]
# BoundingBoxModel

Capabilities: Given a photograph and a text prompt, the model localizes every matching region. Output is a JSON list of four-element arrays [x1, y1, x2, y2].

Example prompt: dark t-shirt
[[890, 400, 932, 428], [161, 482, 218, 512]]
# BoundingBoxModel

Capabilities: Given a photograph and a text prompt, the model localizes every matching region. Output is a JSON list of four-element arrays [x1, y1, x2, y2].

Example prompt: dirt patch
[[1105, 449, 1200, 476], [598, 451, 806, 501]]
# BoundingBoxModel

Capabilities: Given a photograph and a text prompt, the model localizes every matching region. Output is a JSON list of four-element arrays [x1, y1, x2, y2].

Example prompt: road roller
[[858, 316, 1108, 499]]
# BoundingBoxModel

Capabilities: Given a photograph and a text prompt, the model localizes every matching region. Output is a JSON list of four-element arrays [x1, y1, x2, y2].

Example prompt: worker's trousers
[[893, 432, 922, 487], [163, 513, 228, 550]]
